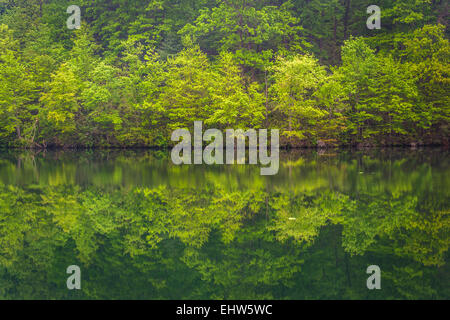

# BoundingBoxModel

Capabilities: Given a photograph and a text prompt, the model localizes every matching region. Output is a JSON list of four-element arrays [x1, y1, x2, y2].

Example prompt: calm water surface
[[0, 149, 448, 299]]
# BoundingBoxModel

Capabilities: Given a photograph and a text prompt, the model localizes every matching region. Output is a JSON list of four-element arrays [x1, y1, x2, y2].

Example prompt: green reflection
[[0, 149, 448, 299]]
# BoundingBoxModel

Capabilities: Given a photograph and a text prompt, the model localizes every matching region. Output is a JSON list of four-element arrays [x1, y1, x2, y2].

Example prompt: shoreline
[[0, 144, 448, 151]]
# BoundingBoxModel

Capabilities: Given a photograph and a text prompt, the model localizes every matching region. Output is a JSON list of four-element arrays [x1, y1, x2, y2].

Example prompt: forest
[[0, 149, 448, 299], [0, 0, 448, 148]]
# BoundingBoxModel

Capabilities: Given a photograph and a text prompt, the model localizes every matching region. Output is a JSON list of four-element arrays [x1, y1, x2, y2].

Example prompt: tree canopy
[[0, 0, 448, 148]]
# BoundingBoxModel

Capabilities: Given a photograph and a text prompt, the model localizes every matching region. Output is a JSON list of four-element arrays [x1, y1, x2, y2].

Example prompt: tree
[[335, 37, 420, 144], [270, 54, 327, 144], [0, 24, 37, 146], [181, 0, 305, 74], [398, 25, 450, 144], [153, 46, 213, 133], [207, 52, 265, 129], [39, 62, 80, 146]]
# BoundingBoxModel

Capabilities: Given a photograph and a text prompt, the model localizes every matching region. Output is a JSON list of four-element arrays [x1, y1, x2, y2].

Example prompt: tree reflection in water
[[0, 149, 448, 299]]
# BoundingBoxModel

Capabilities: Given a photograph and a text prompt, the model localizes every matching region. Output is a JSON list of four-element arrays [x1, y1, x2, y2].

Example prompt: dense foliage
[[0, 149, 448, 299], [0, 0, 448, 148]]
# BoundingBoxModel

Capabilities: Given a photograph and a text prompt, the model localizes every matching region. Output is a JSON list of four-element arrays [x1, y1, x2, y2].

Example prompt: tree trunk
[[16, 125, 22, 140], [265, 69, 269, 127], [343, 0, 351, 40]]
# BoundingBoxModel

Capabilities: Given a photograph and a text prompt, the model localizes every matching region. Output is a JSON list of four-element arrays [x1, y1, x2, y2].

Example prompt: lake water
[[0, 148, 448, 299]]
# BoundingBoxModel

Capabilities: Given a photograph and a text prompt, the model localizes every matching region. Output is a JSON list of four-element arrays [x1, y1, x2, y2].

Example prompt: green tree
[[335, 38, 420, 144], [153, 46, 213, 133], [181, 0, 305, 73], [270, 54, 327, 144], [207, 52, 265, 129], [0, 25, 37, 146]]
